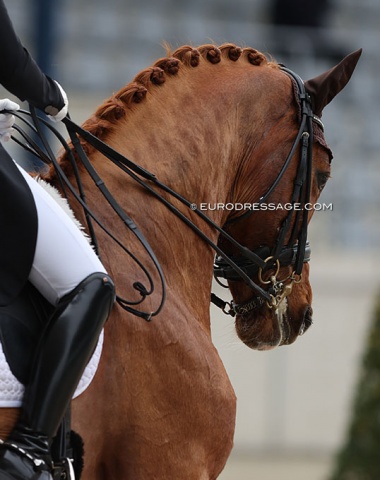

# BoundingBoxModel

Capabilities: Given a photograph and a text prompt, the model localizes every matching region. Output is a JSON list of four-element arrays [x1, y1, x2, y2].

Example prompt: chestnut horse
[[1, 44, 360, 478]]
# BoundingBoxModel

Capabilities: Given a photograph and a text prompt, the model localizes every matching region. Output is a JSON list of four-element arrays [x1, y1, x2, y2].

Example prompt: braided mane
[[57, 44, 278, 170]]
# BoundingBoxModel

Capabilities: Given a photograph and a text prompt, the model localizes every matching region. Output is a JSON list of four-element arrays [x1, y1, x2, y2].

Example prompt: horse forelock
[[55, 43, 279, 174]]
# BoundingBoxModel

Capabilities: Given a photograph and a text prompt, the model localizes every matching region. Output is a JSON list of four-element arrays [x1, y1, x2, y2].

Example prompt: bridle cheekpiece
[[213, 66, 323, 316]]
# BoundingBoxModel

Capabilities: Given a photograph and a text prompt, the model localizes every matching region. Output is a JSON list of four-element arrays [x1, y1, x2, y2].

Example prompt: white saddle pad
[[0, 330, 103, 408]]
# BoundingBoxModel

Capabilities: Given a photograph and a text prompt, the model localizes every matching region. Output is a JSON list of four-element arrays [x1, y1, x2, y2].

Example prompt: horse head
[[215, 49, 361, 350]]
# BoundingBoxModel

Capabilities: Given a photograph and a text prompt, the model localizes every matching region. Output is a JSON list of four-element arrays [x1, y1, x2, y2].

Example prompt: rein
[[8, 65, 320, 320], [61, 116, 275, 301], [11, 109, 165, 321], [8, 110, 275, 319]]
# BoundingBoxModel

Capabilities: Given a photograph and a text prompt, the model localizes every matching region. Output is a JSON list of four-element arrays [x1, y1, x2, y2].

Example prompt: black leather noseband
[[214, 242, 311, 282]]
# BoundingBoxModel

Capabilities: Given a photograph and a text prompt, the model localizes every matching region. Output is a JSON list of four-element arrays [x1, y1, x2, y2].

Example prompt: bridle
[[7, 66, 324, 321], [212, 66, 325, 317]]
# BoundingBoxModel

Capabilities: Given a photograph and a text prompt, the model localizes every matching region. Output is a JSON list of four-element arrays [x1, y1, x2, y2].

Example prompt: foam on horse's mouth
[[275, 297, 291, 346]]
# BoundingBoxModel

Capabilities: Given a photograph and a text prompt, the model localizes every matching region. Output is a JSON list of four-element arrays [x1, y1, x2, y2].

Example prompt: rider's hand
[[0, 98, 20, 142], [44, 81, 69, 122]]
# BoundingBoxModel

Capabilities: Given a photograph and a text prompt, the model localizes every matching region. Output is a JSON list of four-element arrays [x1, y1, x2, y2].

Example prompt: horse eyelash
[[316, 171, 331, 190]]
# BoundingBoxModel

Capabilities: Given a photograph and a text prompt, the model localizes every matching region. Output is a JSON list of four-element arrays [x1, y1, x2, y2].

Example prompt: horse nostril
[[300, 306, 313, 335]]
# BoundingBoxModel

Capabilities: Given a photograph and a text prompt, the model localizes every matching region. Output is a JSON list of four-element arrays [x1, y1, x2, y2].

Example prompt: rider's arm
[[0, 0, 65, 115]]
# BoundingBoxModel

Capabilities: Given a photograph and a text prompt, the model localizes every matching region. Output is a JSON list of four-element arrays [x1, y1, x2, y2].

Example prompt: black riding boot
[[0, 272, 115, 479]]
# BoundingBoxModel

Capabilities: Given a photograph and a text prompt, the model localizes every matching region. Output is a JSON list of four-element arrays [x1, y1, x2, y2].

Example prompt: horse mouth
[[235, 304, 313, 350], [235, 307, 290, 351]]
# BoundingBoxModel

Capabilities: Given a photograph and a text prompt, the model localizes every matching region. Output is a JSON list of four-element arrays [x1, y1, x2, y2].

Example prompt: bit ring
[[258, 256, 280, 285]]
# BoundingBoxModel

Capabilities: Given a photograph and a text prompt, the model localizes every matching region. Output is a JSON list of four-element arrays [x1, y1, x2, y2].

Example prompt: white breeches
[[17, 164, 107, 306]]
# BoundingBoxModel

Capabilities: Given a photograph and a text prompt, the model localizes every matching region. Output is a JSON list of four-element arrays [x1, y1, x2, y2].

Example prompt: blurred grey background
[[2, 0, 380, 478]]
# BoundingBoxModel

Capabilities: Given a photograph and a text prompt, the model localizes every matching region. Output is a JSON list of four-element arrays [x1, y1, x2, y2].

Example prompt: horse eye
[[316, 171, 330, 191]]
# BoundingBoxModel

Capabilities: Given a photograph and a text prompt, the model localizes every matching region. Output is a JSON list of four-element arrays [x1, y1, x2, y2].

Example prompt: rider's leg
[[0, 165, 115, 479]]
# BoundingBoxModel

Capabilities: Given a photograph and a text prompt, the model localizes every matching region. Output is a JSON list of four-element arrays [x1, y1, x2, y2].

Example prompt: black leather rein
[[9, 109, 276, 319], [7, 65, 321, 320]]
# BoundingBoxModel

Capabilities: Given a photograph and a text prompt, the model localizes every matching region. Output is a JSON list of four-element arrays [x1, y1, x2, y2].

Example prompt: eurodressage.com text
[[191, 202, 333, 212]]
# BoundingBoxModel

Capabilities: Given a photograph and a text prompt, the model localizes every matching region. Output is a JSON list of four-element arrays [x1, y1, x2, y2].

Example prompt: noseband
[[213, 66, 322, 316]]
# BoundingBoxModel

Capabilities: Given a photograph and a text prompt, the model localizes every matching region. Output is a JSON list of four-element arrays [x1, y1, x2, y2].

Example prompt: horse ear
[[304, 49, 362, 117]]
